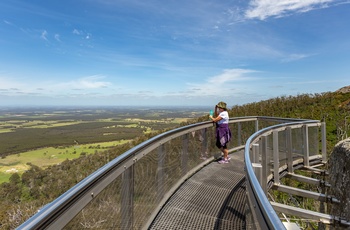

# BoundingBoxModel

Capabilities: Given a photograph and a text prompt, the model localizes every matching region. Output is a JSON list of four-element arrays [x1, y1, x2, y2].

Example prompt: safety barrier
[[17, 116, 326, 229], [244, 119, 326, 229]]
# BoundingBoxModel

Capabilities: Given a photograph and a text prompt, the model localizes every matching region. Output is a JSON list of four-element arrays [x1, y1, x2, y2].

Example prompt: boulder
[[328, 138, 350, 229]]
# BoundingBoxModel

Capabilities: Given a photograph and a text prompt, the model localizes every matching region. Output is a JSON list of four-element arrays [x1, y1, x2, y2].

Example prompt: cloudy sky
[[1, 0, 349, 107]]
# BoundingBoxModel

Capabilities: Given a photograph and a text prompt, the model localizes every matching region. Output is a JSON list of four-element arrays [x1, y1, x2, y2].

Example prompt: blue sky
[[1, 0, 350, 107]]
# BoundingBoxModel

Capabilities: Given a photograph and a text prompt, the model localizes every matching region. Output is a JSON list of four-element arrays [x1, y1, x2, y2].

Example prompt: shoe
[[218, 159, 229, 164], [221, 156, 231, 161]]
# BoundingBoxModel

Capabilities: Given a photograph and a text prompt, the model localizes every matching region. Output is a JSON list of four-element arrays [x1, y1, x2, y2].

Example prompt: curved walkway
[[149, 150, 246, 230]]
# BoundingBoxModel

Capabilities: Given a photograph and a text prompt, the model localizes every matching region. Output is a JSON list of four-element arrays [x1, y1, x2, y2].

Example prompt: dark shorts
[[216, 139, 227, 149]]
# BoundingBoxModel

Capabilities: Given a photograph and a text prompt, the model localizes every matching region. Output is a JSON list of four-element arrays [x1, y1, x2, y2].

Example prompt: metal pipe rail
[[245, 119, 328, 229], [17, 116, 326, 230]]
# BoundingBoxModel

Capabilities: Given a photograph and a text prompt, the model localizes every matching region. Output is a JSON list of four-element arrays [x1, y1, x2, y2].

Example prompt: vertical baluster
[[252, 143, 262, 184], [260, 136, 268, 195], [321, 122, 327, 163], [157, 144, 165, 201], [273, 131, 279, 185], [303, 125, 310, 167], [286, 127, 293, 173], [121, 165, 134, 229], [201, 128, 208, 158], [182, 133, 189, 176], [237, 122, 242, 146]]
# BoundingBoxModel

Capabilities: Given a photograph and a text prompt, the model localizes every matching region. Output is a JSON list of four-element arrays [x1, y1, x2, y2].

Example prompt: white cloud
[[4, 20, 13, 26], [0, 77, 24, 89], [53, 75, 111, 91], [281, 53, 316, 62], [54, 34, 61, 42], [245, 0, 335, 20], [73, 29, 92, 39], [75, 75, 110, 89], [41, 30, 48, 41], [187, 69, 256, 96], [73, 29, 81, 35], [207, 69, 256, 85], [0, 75, 111, 97]]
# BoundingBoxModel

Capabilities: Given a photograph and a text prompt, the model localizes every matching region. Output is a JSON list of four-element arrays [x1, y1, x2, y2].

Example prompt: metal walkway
[[19, 117, 332, 230], [149, 150, 246, 230]]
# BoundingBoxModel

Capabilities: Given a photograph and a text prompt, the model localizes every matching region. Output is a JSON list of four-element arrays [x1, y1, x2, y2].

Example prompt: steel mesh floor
[[149, 151, 246, 230]]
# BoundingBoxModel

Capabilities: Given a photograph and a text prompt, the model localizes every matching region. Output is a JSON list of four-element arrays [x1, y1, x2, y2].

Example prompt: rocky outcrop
[[328, 138, 350, 229], [336, 85, 350, 93]]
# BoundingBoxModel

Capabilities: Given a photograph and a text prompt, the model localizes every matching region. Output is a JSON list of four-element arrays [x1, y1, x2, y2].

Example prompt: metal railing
[[244, 119, 327, 229], [17, 116, 326, 229]]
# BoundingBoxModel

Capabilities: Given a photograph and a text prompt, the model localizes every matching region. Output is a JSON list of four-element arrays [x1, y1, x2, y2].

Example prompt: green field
[[0, 140, 129, 184]]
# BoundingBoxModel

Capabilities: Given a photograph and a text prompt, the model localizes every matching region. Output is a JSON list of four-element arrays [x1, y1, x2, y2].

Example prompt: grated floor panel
[[149, 150, 246, 230]]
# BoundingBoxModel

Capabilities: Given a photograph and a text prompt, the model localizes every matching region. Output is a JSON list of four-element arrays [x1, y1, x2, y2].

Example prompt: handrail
[[17, 121, 214, 229], [17, 116, 325, 230], [244, 119, 324, 229]]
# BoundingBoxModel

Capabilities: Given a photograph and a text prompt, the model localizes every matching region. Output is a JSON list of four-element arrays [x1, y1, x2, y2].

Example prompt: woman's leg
[[223, 148, 228, 160], [219, 147, 228, 160]]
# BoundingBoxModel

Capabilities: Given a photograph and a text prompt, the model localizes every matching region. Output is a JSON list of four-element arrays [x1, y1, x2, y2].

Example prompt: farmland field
[[0, 140, 128, 184], [0, 106, 207, 183]]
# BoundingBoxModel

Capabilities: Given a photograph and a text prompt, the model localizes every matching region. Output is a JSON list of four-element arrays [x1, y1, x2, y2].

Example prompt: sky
[[1, 0, 350, 108]]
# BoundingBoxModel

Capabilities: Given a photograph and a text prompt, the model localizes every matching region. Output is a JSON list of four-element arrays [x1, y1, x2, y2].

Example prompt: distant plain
[[0, 106, 208, 184]]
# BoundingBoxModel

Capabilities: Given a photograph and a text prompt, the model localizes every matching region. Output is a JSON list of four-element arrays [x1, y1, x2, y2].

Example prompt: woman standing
[[209, 101, 232, 164]]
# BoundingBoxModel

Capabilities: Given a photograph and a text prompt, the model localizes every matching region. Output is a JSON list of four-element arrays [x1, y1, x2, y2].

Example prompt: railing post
[[286, 127, 293, 173], [260, 136, 268, 194], [321, 122, 327, 162], [255, 119, 259, 132], [201, 128, 208, 158], [157, 144, 165, 201], [252, 143, 259, 164], [121, 165, 134, 229], [273, 131, 280, 185], [252, 143, 262, 184], [237, 122, 242, 146], [303, 125, 310, 167], [182, 133, 189, 176]]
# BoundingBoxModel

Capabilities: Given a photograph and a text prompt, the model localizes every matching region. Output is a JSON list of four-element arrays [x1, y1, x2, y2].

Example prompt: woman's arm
[[209, 114, 222, 122]]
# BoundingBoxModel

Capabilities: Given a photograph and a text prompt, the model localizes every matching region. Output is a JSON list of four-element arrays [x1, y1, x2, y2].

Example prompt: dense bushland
[[229, 92, 350, 153], [0, 91, 349, 229], [227, 91, 350, 228]]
